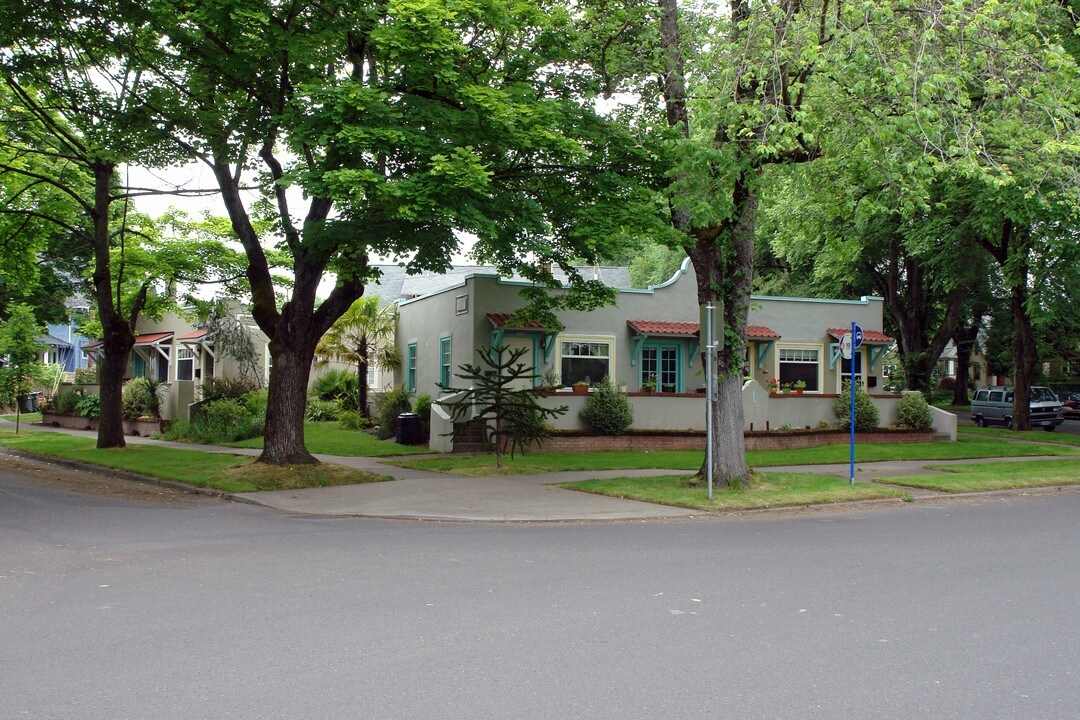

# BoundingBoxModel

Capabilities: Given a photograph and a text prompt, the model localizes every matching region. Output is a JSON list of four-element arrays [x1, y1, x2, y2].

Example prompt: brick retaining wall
[[527, 429, 936, 453]]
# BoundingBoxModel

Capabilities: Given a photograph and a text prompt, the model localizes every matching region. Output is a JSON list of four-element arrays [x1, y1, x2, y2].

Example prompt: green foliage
[[305, 398, 342, 422], [48, 388, 83, 414], [75, 393, 100, 419], [0, 304, 45, 414], [378, 386, 414, 440], [121, 377, 163, 420], [312, 369, 360, 405], [896, 392, 934, 431], [165, 395, 265, 445], [74, 367, 97, 385], [438, 345, 567, 465], [833, 381, 880, 432], [337, 410, 372, 431], [413, 393, 432, 425], [580, 378, 634, 435], [200, 376, 259, 403]]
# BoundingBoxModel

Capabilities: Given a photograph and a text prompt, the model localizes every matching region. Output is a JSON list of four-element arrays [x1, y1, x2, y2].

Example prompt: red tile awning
[[178, 329, 208, 341], [487, 313, 558, 330], [627, 320, 700, 336], [82, 332, 173, 352], [747, 325, 781, 340], [628, 320, 781, 340], [827, 328, 894, 344]]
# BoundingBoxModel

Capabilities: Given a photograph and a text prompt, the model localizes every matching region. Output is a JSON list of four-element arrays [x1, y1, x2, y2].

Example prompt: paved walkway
[[3, 419, 1077, 521]]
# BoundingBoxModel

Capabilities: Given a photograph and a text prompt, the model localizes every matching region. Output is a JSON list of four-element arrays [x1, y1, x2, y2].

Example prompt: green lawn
[[226, 421, 431, 457], [1, 412, 41, 424], [958, 425, 1080, 446], [384, 436, 1079, 476], [559, 472, 909, 511], [877, 459, 1080, 493], [0, 429, 388, 493]]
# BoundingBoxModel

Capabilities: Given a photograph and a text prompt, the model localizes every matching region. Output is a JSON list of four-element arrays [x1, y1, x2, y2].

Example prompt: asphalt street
[[1, 465, 1077, 720]]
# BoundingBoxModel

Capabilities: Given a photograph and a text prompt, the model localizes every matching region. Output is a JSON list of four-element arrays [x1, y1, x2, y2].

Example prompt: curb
[[0, 448, 258, 506]]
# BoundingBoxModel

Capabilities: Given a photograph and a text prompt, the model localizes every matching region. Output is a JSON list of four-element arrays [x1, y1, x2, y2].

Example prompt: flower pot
[[572, 384, 589, 395], [796, 388, 804, 395]]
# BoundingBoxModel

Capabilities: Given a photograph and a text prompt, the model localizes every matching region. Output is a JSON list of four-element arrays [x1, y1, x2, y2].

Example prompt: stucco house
[[393, 258, 894, 397]]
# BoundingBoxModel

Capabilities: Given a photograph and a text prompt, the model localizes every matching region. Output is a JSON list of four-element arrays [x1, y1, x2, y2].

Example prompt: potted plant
[[641, 374, 657, 393], [539, 368, 561, 391], [794, 379, 807, 394], [781, 382, 793, 394], [572, 380, 590, 395], [767, 377, 779, 393]]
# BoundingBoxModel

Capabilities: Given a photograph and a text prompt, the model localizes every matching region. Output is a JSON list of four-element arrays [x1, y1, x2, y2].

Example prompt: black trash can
[[396, 412, 425, 445], [18, 393, 40, 413]]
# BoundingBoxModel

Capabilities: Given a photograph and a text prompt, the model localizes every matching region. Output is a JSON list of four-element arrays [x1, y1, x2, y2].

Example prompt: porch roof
[[827, 328, 894, 344], [627, 320, 781, 340], [82, 332, 173, 352], [486, 313, 561, 331], [178, 329, 208, 341]]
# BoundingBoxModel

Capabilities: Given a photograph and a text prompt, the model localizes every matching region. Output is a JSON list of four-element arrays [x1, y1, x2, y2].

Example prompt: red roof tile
[[827, 328, 894, 343], [627, 320, 700, 336], [178, 329, 208, 341], [747, 325, 781, 339], [133, 332, 174, 345], [487, 313, 554, 330]]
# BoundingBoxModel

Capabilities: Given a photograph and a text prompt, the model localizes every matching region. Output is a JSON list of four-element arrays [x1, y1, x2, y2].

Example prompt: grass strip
[[957, 425, 1080, 447], [0, 429, 388, 494], [1, 412, 42, 423], [384, 436, 1078, 476], [226, 421, 430, 457], [558, 472, 909, 511], [875, 459, 1080, 493]]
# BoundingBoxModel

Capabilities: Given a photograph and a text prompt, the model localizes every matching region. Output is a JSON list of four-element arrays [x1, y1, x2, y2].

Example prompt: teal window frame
[[406, 342, 417, 392], [640, 340, 683, 392], [439, 336, 452, 386]]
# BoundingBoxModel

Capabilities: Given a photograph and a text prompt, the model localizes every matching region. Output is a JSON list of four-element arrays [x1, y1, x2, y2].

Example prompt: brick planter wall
[[41, 412, 168, 436], [521, 428, 937, 453]]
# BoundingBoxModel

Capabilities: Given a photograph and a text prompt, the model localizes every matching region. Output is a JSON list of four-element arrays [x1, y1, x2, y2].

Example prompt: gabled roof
[[827, 328, 894, 344], [41, 334, 72, 348]]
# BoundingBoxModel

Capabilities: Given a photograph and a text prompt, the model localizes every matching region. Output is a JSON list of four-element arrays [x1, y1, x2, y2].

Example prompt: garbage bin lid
[[398, 412, 419, 418]]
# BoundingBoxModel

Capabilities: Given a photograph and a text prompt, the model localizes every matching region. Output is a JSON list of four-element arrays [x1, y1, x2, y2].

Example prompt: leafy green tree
[[0, 303, 45, 433], [438, 345, 567, 468], [123, 0, 655, 465], [315, 296, 400, 419]]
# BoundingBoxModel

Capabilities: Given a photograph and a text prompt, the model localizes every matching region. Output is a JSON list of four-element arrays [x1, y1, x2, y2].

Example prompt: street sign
[[840, 332, 853, 360], [853, 324, 863, 349]]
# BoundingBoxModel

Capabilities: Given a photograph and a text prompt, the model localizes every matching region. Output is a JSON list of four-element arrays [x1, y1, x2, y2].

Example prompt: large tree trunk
[[953, 346, 972, 406], [261, 339, 319, 465], [1010, 277, 1039, 431]]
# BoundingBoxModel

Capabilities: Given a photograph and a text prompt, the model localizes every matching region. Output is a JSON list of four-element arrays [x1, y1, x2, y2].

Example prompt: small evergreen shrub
[[580, 378, 634, 435], [833, 381, 879, 431], [75, 394, 100, 419], [50, 388, 83, 414], [378, 385, 413, 439], [896, 391, 934, 430], [306, 397, 342, 422], [122, 377, 162, 420], [74, 367, 97, 385], [337, 410, 372, 431], [413, 393, 432, 424], [200, 376, 258, 402]]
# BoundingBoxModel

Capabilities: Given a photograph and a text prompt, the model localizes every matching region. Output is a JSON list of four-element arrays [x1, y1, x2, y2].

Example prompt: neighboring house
[[41, 323, 91, 372], [937, 341, 999, 389], [391, 259, 897, 436], [82, 307, 272, 420]]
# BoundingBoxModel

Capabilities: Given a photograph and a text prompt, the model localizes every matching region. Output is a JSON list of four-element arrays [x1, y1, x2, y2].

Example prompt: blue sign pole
[[849, 321, 856, 485]]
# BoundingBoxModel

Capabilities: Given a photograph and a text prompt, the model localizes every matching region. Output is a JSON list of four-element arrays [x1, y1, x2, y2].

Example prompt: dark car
[[1059, 392, 1080, 418]]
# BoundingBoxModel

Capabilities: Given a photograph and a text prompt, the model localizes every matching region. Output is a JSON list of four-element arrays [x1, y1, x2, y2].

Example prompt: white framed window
[[177, 348, 195, 381], [558, 336, 614, 386], [777, 345, 821, 392]]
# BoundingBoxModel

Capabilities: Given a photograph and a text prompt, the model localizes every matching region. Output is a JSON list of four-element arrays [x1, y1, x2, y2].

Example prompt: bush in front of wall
[[200, 376, 259, 403], [49, 388, 83, 414], [580, 378, 634, 435], [74, 367, 97, 385], [306, 397, 342, 422], [312, 369, 360, 408], [378, 385, 413, 439], [896, 391, 934, 431], [75, 394, 100, 419], [833, 381, 880, 431], [122, 377, 163, 420]]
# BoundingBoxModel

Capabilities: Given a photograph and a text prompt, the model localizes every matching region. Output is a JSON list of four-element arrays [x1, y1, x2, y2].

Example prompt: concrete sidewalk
[[3, 418, 1077, 521]]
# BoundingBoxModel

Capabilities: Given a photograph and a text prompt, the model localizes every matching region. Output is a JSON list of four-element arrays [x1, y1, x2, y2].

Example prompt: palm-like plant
[[314, 296, 400, 418]]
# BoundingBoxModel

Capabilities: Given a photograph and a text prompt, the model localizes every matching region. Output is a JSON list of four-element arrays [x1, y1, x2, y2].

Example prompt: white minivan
[[970, 386, 1065, 431]]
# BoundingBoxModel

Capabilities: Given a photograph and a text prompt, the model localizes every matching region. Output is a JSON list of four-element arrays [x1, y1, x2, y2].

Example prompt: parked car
[[971, 386, 1064, 431], [1058, 391, 1080, 418]]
